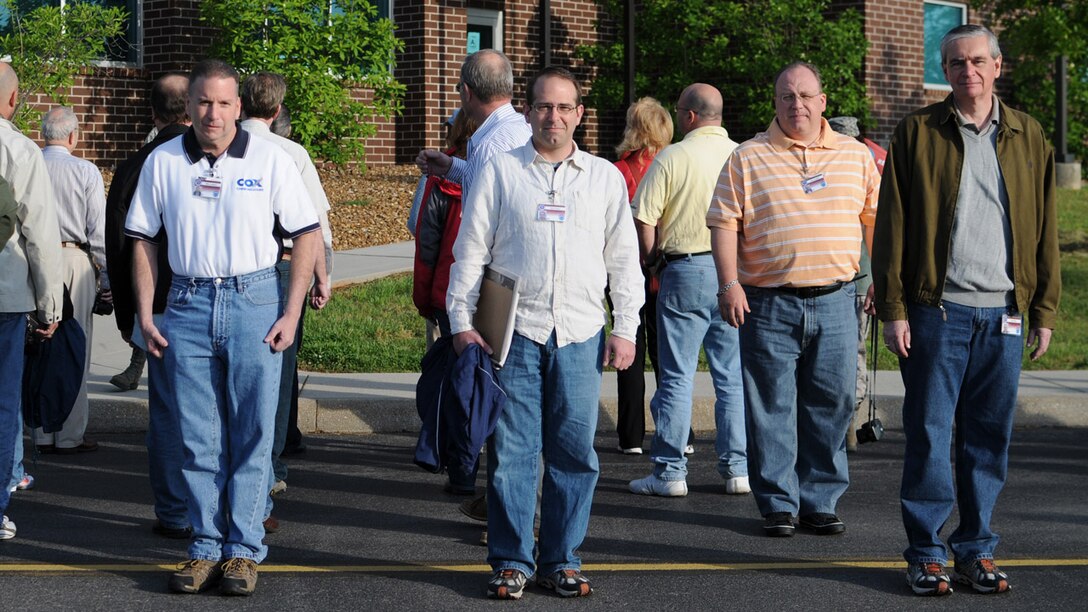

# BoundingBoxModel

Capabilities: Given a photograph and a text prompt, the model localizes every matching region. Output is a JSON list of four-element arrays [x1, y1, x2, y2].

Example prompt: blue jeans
[[899, 301, 1023, 565], [9, 409, 24, 490], [265, 260, 304, 519], [739, 284, 856, 517], [163, 268, 282, 563], [0, 312, 24, 515], [134, 314, 188, 529], [649, 255, 746, 481], [488, 330, 603, 578]]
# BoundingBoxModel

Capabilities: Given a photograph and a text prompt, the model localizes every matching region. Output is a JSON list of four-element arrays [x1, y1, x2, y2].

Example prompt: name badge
[[1001, 313, 1022, 336], [801, 173, 827, 194], [537, 202, 567, 222], [193, 176, 222, 200]]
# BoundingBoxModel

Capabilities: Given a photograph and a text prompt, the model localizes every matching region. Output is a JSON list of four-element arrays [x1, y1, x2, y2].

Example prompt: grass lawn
[[301, 189, 1088, 373]]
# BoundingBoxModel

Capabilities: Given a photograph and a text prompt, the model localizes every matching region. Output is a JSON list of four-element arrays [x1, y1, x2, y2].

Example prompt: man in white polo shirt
[[126, 59, 323, 597]]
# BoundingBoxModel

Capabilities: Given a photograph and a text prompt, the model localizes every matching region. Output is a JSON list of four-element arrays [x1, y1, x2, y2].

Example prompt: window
[[467, 8, 502, 54], [923, 1, 967, 89], [0, 0, 140, 64]]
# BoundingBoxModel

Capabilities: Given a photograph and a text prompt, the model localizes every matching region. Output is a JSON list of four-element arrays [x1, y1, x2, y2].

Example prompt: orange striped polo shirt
[[706, 118, 879, 288]]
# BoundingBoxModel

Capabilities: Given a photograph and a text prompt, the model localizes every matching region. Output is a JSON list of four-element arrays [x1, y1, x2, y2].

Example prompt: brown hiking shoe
[[168, 559, 223, 593], [220, 557, 259, 596]]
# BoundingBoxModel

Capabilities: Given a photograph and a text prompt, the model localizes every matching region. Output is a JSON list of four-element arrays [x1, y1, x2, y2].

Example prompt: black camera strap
[[868, 314, 879, 423]]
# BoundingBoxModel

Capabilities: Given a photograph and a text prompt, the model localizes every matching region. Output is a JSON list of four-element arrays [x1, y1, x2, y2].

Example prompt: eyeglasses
[[530, 103, 579, 115], [777, 92, 822, 104]]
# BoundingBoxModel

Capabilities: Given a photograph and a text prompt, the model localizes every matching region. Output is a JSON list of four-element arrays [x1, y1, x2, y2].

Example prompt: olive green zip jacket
[[872, 95, 1060, 330]]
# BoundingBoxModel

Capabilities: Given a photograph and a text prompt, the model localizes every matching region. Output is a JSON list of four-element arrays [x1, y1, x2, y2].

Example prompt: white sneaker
[[617, 446, 643, 455], [628, 474, 688, 497], [0, 516, 15, 540], [724, 476, 751, 495], [270, 480, 287, 496], [684, 444, 695, 456]]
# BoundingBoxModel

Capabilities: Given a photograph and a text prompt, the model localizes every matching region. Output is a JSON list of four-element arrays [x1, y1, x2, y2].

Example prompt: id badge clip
[[537, 202, 567, 222], [1001, 313, 1022, 336], [801, 173, 827, 194]]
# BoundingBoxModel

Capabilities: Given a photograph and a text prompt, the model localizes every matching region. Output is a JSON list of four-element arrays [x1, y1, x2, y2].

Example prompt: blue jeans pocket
[[241, 276, 282, 307]]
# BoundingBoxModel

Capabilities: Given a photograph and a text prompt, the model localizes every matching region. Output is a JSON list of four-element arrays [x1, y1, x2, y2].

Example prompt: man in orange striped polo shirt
[[707, 61, 879, 538]]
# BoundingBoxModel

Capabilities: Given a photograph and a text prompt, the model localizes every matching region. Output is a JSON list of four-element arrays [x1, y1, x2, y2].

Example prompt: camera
[[856, 418, 884, 444]]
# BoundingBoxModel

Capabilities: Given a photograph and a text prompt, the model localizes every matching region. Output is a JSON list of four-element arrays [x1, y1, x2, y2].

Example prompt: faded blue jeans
[[487, 330, 603, 578], [899, 301, 1023, 565], [134, 315, 189, 530], [163, 267, 282, 563], [739, 284, 856, 517], [648, 254, 746, 481]]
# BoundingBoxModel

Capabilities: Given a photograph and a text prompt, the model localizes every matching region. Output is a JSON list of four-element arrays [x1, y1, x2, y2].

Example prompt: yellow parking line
[[1, 559, 1086, 574]]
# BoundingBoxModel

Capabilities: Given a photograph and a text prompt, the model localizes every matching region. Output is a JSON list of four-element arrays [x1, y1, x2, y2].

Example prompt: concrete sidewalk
[[88, 241, 1088, 434]]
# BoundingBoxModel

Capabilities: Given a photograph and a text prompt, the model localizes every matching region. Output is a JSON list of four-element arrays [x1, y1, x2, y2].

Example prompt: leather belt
[[663, 251, 711, 262], [769, 282, 845, 299]]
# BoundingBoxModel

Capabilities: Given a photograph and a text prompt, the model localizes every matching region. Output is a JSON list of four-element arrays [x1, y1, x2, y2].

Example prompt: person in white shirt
[[415, 49, 531, 204], [33, 106, 107, 455], [0, 61, 64, 542], [446, 67, 643, 601], [126, 59, 325, 597], [239, 71, 332, 518]]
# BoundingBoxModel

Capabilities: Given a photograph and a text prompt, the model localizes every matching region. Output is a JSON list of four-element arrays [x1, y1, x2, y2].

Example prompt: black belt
[[769, 282, 845, 298], [663, 251, 711, 262]]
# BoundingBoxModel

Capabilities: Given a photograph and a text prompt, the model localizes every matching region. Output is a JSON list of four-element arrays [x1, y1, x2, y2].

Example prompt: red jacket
[[413, 155, 463, 318], [614, 148, 656, 203]]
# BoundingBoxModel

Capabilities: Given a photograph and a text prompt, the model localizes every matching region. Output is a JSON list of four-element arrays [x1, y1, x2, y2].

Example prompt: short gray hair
[[460, 49, 513, 103], [940, 24, 1002, 66], [42, 106, 78, 141]]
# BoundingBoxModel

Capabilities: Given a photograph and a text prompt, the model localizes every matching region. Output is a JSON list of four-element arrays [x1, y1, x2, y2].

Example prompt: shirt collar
[[42, 144, 71, 155], [470, 103, 522, 145], [239, 118, 272, 134], [518, 140, 586, 170], [952, 94, 1001, 132], [182, 124, 250, 165], [682, 125, 728, 141], [766, 117, 839, 152]]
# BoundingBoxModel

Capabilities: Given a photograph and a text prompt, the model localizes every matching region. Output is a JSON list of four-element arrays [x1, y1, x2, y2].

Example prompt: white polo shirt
[[125, 127, 319, 278]]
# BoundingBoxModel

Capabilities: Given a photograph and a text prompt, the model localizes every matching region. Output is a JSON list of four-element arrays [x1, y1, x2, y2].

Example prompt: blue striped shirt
[[446, 103, 531, 203]]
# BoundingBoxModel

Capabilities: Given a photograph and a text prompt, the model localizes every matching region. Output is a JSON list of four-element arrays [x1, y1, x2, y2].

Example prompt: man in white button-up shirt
[[34, 106, 107, 455], [447, 67, 642, 601]]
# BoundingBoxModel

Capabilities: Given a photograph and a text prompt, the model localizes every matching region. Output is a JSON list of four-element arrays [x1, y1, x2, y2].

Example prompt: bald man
[[628, 83, 748, 498], [0, 62, 64, 540]]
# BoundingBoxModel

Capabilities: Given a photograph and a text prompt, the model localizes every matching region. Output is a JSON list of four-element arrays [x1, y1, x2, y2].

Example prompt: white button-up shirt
[[42, 144, 108, 274], [0, 117, 63, 322], [447, 142, 643, 346]]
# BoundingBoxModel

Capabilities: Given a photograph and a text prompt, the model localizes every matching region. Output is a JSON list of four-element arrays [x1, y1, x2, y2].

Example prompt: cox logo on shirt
[[235, 177, 265, 192]]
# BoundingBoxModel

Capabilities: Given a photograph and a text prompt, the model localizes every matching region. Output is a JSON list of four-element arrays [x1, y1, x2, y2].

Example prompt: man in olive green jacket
[[872, 25, 1059, 598]]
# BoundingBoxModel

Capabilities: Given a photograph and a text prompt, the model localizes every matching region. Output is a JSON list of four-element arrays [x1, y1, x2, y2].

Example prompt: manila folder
[[473, 267, 519, 368]]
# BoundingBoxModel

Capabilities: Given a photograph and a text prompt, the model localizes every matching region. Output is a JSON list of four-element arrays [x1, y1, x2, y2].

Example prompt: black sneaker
[[152, 521, 192, 540], [799, 513, 846, 535], [487, 568, 527, 600], [906, 562, 953, 596], [763, 512, 795, 537], [953, 558, 1010, 594]]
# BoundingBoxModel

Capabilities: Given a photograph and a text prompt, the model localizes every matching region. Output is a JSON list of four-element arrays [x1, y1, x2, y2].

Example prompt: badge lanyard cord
[[867, 314, 879, 424]]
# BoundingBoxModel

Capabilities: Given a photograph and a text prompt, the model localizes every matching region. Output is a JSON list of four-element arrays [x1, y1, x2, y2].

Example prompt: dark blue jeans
[[899, 301, 1023, 565]]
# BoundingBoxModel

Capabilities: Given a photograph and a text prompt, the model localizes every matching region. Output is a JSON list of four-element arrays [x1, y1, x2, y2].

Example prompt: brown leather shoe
[[55, 439, 99, 455], [263, 516, 279, 534]]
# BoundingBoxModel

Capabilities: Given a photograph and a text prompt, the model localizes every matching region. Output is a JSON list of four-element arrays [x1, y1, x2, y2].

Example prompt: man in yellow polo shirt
[[627, 83, 748, 498], [708, 62, 879, 538]]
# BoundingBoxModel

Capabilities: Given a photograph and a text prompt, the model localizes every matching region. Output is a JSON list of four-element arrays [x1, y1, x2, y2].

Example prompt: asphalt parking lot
[[1, 427, 1085, 611]]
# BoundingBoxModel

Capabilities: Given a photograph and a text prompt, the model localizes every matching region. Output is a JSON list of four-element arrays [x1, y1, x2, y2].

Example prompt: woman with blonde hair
[[611, 97, 676, 456]]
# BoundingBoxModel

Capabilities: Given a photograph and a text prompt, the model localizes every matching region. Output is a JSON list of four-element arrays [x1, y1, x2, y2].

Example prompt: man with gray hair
[[873, 24, 1059, 596], [415, 49, 531, 204], [0, 61, 64, 541], [414, 48, 531, 517], [33, 105, 107, 455]]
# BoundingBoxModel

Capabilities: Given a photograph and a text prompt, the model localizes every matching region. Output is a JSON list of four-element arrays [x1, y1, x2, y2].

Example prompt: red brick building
[[14, 0, 990, 168]]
